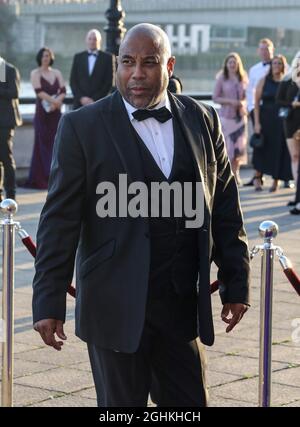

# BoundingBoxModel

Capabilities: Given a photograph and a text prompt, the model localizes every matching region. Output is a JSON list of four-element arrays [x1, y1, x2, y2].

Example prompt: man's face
[[258, 43, 274, 62], [116, 34, 175, 109], [86, 32, 100, 51]]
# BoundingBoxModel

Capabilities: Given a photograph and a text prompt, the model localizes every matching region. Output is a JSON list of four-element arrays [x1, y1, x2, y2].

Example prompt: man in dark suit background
[[70, 29, 115, 109], [33, 24, 250, 407], [0, 56, 22, 201]]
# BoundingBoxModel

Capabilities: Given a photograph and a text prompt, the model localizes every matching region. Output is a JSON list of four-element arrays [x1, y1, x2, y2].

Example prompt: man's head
[[86, 29, 101, 51], [116, 23, 175, 109], [257, 38, 274, 62]]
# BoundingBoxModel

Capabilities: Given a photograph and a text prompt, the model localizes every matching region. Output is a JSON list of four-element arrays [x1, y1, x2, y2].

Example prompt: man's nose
[[132, 64, 146, 80]]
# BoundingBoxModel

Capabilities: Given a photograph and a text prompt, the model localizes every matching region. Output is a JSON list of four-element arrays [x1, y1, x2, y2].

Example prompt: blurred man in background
[[70, 29, 115, 109]]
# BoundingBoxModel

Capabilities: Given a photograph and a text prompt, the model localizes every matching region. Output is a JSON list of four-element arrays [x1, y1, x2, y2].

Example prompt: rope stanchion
[[5, 211, 300, 408]]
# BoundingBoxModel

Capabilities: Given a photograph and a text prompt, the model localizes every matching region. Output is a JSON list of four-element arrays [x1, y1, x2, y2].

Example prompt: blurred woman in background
[[213, 52, 248, 185], [26, 47, 66, 189]]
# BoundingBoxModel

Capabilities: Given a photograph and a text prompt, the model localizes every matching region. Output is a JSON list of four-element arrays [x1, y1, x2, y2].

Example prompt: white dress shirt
[[88, 50, 98, 76], [122, 94, 174, 179], [246, 61, 270, 112]]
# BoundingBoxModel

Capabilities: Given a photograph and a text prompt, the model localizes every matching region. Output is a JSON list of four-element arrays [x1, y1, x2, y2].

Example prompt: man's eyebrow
[[120, 54, 159, 60]]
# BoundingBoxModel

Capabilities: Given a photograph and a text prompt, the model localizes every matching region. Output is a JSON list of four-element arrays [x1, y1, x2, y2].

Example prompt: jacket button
[[145, 232, 150, 238]]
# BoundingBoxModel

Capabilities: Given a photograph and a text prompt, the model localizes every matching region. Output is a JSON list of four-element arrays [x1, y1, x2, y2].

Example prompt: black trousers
[[0, 128, 16, 198], [87, 289, 208, 407]]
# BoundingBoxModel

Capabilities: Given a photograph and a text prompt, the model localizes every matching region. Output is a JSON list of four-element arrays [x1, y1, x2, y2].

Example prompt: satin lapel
[[169, 93, 210, 208], [100, 91, 145, 184]]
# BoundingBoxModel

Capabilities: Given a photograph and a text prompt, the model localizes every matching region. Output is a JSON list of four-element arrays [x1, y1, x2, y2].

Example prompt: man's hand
[[221, 303, 248, 333], [33, 319, 67, 351]]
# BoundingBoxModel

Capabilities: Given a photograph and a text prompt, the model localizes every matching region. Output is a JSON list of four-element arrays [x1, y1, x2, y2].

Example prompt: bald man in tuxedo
[[70, 29, 115, 109], [33, 24, 250, 407]]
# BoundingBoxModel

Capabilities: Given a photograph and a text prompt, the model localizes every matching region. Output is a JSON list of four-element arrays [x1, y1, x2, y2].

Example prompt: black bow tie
[[263, 61, 271, 66], [88, 52, 98, 57], [132, 107, 172, 123]]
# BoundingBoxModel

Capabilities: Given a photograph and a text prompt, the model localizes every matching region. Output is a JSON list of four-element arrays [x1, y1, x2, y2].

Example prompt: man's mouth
[[129, 87, 148, 94]]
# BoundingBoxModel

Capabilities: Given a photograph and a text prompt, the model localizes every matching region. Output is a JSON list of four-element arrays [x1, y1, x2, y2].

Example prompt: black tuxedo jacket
[[0, 62, 22, 128], [32, 91, 250, 352], [70, 50, 115, 109]]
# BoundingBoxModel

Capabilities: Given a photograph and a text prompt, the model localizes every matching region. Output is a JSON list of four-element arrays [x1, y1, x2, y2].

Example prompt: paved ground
[[0, 168, 300, 407]]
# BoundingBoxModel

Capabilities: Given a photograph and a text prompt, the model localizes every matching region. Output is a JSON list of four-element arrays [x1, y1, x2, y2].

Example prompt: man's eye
[[122, 59, 134, 65]]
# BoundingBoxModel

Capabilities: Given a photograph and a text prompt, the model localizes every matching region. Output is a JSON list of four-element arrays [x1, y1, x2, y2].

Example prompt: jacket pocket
[[80, 238, 115, 278]]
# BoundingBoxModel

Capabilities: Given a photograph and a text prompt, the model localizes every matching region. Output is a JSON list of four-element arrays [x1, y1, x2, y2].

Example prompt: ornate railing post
[[104, 0, 126, 56]]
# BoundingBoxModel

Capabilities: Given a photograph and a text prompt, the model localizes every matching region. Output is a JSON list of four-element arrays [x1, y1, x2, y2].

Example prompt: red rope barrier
[[283, 269, 300, 296], [278, 255, 300, 297], [18, 229, 220, 298]]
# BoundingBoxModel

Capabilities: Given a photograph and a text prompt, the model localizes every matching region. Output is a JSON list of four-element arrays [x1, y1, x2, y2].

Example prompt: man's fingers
[[40, 326, 63, 351], [55, 321, 67, 341], [221, 304, 231, 324], [226, 312, 242, 333], [34, 320, 65, 351]]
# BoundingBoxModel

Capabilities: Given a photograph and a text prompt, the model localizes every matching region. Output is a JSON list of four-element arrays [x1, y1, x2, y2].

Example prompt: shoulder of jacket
[[175, 94, 215, 119], [74, 51, 87, 59]]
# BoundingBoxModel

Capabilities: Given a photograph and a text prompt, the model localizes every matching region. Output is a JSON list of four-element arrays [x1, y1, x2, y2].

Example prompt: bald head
[[120, 23, 171, 64], [86, 29, 101, 51]]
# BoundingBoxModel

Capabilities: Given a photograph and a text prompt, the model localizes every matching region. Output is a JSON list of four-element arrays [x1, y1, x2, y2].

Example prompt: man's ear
[[167, 56, 176, 77]]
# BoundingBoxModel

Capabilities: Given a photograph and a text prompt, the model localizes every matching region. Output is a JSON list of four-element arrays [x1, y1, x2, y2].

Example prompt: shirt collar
[[122, 93, 171, 122]]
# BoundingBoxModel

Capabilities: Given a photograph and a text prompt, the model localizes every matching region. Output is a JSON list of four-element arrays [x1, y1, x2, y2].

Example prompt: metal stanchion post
[[258, 220, 278, 407], [1, 199, 18, 407]]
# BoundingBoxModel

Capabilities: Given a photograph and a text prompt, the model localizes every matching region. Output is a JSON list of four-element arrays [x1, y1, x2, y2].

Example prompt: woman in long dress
[[213, 52, 248, 185], [26, 47, 66, 189], [254, 55, 292, 191]]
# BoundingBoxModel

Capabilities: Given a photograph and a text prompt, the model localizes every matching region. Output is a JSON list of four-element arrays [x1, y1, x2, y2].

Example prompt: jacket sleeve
[[209, 107, 250, 305], [32, 114, 86, 324], [0, 66, 20, 100]]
